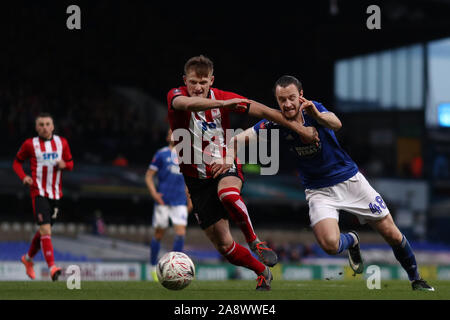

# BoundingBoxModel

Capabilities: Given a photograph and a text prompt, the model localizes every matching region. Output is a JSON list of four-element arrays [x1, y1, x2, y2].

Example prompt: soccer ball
[[156, 251, 195, 290]]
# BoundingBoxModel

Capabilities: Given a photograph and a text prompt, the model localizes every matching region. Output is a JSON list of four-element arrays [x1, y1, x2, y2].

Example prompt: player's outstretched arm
[[172, 96, 249, 112], [299, 97, 342, 131], [248, 100, 319, 144]]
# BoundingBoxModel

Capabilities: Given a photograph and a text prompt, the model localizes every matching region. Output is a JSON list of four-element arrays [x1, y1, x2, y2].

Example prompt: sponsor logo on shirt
[[293, 143, 322, 157], [43, 152, 58, 160]]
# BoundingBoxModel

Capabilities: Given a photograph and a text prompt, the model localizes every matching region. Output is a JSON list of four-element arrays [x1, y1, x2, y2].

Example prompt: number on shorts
[[375, 196, 386, 209], [369, 195, 386, 214]]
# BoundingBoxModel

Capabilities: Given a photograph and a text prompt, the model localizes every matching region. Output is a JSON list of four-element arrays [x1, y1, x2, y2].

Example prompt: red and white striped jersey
[[13, 135, 73, 199], [167, 87, 247, 179]]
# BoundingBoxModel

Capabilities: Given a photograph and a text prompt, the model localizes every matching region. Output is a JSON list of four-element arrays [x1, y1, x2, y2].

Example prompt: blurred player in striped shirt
[[13, 113, 73, 281]]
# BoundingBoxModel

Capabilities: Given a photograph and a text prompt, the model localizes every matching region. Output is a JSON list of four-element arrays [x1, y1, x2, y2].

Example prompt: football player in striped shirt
[[167, 56, 319, 290], [13, 113, 73, 281]]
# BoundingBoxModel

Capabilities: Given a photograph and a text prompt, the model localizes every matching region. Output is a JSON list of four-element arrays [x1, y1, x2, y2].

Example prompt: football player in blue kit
[[214, 75, 434, 291], [145, 129, 193, 281]]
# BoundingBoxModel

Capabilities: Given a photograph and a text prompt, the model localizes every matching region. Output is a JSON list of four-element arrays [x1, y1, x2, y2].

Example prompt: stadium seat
[[0, 241, 93, 262]]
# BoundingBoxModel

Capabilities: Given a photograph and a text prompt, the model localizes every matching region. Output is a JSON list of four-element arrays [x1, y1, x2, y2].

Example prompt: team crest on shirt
[[173, 88, 181, 95], [167, 156, 179, 165], [211, 108, 220, 118], [170, 152, 180, 165]]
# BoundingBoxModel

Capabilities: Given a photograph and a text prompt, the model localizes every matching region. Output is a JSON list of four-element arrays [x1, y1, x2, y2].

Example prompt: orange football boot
[[50, 266, 62, 281], [21, 255, 36, 280]]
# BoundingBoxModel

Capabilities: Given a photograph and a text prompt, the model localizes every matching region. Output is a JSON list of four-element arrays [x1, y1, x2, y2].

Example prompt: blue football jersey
[[149, 147, 187, 205], [252, 101, 358, 189]]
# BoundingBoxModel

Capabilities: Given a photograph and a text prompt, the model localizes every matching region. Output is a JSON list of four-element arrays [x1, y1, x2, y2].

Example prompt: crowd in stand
[[2, 82, 438, 179]]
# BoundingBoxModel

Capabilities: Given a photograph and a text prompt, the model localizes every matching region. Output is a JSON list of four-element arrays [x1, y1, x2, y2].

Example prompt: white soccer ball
[[156, 251, 195, 290]]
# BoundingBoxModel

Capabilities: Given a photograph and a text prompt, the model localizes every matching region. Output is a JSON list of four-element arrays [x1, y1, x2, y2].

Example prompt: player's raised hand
[[299, 97, 320, 118], [22, 175, 33, 186], [221, 98, 249, 111]]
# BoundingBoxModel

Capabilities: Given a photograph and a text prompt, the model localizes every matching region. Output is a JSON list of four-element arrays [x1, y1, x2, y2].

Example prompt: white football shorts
[[152, 204, 188, 228], [305, 171, 389, 227]]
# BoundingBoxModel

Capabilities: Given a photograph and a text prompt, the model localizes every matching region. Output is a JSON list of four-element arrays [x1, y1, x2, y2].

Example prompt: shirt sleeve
[[61, 138, 74, 171], [15, 139, 31, 162], [302, 101, 329, 127], [252, 119, 275, 134], [13, 140, 31, 181], [313, 101, 329, 113], [252, 119, 277, 142], [167, 88, 185, 110], [149, 152, 162, 172]]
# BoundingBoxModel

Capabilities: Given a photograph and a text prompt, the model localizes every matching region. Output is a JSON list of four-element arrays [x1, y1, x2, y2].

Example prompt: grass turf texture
[[0, 280, 448, 300]]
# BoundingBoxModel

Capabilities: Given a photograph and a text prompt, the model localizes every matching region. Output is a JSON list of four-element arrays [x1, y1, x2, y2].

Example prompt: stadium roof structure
[[2, 1, 450, 106]]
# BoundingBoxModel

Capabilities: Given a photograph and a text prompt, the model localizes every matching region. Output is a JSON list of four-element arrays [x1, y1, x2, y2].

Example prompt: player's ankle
[[349, 232, 359, 246]]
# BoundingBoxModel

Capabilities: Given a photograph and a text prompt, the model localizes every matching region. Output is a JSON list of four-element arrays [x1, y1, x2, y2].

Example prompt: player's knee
[[154, 228, 165, 240], [174, 226, 186, 236], [39, 224, 51, 236]]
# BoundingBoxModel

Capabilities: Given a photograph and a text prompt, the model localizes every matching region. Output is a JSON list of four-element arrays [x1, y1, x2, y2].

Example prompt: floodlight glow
[[438, 103, 450, 127]]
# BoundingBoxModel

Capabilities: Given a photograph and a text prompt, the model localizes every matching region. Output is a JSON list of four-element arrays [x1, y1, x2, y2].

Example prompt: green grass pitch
[[0, 280, 449, 300]]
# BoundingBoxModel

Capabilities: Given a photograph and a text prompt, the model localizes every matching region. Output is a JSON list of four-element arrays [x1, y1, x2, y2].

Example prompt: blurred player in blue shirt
[[145, 129, 193, 281], [219, 76, 434, 291]]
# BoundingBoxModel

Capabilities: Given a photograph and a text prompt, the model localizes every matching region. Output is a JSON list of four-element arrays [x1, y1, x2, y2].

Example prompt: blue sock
[[150, 238, 160, 265], [391, 235, 420, 281], [337, 233, 355, 254], [172, 235, 185, 252]]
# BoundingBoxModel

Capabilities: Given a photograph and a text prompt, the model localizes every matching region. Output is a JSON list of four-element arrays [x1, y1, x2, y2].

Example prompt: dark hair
[[35, 112, 53, 121], [184, 55, 214, 77], [273, 75, 303, 94]]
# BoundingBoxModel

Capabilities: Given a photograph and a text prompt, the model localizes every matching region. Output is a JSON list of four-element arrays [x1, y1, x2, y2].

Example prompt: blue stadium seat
[[0, 241, 93, 262]]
